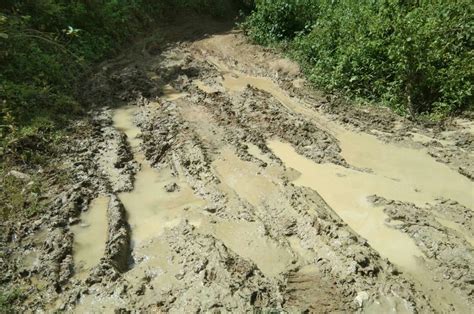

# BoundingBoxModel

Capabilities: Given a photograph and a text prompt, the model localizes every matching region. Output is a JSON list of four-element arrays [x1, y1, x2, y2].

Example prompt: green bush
[[244, 0, 316, 44], [171, 0, 238, 17], [0, 288, 21, 312], [243, 0, 473, 117]]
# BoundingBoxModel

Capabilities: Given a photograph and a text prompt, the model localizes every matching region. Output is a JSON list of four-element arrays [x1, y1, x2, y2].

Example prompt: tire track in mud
[[6, 18, 473, 313], [73, 27, 472, 312], [188, 33, 474, 312], [72, 52, 427, 312]]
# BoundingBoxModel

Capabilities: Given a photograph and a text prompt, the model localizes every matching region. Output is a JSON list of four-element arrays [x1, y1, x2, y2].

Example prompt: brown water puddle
[[363, 295, 413, 314], [210, 147, 294, 276], [337, 132, 473, 209], [113, 106, 292, 279], [209, 56, 472, 210], [119, 162, 205, 246], [435, 217, 474, 246], [162, 84, 186, 101], [209, 57, 473, 208], [122, 238, 181, 308], [113, 106, 206, 247], [71, 196, 109, 273], [210, 57, 304, 112], [408, 132, 453, 146], [213, 147, 282, 208], [193, 79, 219, 94], [268, 141, 425, 272], [268, 140, 472, 312], [62, 106, 204, 260], [246, 142, 273, 165], [204, 56, 474, 309], [200, 220, 293, 277]]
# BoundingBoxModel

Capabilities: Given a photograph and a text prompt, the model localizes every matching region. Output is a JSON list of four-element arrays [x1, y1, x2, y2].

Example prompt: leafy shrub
[[244, 0, 316, 44], [171, 0, 239, 17], [0, 288, 21, 312], [244, 0, 473, 117]]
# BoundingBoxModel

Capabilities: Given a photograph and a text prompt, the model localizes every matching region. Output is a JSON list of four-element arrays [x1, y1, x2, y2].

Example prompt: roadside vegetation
[[0, 288, 22, 312], [243, 0, 473, 118]]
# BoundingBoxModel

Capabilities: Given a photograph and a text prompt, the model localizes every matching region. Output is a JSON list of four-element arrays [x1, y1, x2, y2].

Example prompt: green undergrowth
[[243, 0, 473, 118], [0, 288, 22, 312]]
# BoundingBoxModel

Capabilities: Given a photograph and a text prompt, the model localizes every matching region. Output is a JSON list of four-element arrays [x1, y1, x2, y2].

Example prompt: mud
[[1, 16, 473, 313], [71, 196, 109, 274], [268, 140, 426, 272]]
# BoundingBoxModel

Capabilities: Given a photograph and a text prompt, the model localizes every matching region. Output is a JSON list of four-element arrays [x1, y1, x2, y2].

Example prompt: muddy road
[[2, 17, 474, 312]]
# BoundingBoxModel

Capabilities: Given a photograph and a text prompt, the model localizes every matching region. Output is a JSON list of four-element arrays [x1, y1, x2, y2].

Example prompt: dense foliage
[[0, 289, 21, 312], [244, 0, 473, 117]]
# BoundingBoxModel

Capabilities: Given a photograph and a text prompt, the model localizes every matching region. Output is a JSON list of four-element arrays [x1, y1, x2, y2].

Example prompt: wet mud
[[1, 16, 473, 312]]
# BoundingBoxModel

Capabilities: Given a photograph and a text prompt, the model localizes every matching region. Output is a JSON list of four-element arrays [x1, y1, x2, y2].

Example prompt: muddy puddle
[[208, 55, 472, 208], [119, 162, 206, 246], [209, 54, 472, 203], [209, 147, 294, 277], [246, 142, 273, 165], [208, 55, 472, 205], [268, 141, 425, 271], [201, 220, 293, 277], [201, 55, 473, 309], [162, 84, 186, 101], [75, 103, 293, 279], [409, 132, 452, 146], [435, 216, 474, 246], [213, 147, 280, 208], [112, 106, 206, 247], [209, 57, 305, 113], [193, 79, 219, 94], [71, 196, 109, 273], [268, 140, 473, 312], [337, 131, 473, 209], [73, 104, 207, 271]]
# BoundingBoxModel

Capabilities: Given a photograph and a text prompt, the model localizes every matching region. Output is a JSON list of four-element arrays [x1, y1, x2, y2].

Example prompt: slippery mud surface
[[2, 16, 473, 312]]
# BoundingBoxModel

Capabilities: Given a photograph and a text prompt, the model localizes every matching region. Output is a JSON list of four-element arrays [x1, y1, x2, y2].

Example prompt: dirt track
[[2, 17, 473, 312]]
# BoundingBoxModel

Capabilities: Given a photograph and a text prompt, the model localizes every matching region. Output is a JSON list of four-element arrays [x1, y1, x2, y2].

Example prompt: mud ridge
[[104, 195, 132, 273]]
